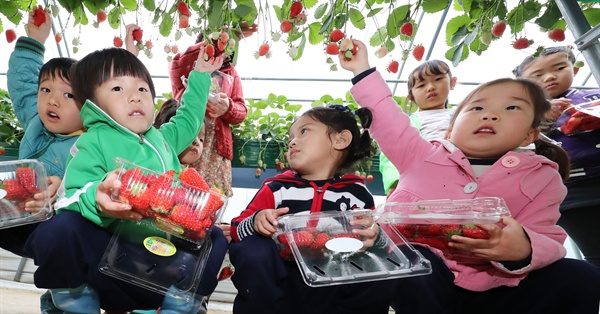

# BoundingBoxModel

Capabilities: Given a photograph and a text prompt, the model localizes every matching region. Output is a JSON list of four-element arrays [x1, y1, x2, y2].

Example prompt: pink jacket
[[351, 71, 567, 292]]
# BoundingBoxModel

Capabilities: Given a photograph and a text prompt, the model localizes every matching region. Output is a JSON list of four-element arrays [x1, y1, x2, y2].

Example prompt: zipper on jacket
[[139, 134, 145, 144]]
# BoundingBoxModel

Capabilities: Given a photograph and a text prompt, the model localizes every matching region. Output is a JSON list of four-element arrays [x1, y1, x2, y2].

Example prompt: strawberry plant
[[0, 88, 23, 147]]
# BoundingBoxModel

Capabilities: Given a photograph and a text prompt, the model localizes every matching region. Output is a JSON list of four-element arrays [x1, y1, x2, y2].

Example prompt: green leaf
[[73, 6, 89, 26], [309, 22, 325, 44], [208, 0, 226, 28], [367, 8, 383, 18], [159, 13, 173, 37], [495, 0, 508, 20], [333, 13, 349, 29], [273, 5, 283, 22], [318, 9, 334, 33], [534, 1, 561, 29], [234, 5, 254, 19], [422, 0, 450, 13], [293, 34, 307, 61], [386, 5, 410, 39], [459, 0, 472, 12], [449, 25, 468, 45], [107, 6, 121, 29], [445, 42, 469, 67], [303, 0, 319, 9], [0, 2, 22, 25], [314, 3, 328, 19], [445, 15, 470, 46], [119, 0, 137, 11], [369, 26, 387, 46], [57, 0, 79, 12], [464, 26, 479, 45], [143, 0, 156, 11], [507, 0, 541, 34], [349, 8, 366, 29], [583, 8, 600, 27]]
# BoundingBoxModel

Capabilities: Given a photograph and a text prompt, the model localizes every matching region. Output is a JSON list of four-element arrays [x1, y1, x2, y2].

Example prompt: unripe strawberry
[[480, 32, 492, 45], [288, 46, 299, 58], [375, 46, 389, 58], [179, 15, 189, 29], [171, 45, 179, 53], [145, 40, 153, 49], [339, 38, 353, 52], [164, 45, 171, 53]]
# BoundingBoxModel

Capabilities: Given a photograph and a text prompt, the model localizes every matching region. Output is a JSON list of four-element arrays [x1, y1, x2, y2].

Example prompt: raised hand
[[194, 45, 225, 73], [338, 39, 371, 77], [27, 5, 52, 44], [124, 24, 141, 57]]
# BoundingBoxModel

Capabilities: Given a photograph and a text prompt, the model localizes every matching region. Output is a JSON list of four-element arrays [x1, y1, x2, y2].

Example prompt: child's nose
[[48, 94, 60, 107], [542, 73, 557, 81], [481, 113, 499, 121]]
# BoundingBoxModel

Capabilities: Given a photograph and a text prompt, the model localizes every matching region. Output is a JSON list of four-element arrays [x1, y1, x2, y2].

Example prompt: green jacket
[[54, 71, 210, 229]]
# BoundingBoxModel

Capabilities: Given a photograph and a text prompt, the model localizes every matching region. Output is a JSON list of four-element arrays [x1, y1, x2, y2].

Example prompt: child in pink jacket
[[340, 40, 600, 313]]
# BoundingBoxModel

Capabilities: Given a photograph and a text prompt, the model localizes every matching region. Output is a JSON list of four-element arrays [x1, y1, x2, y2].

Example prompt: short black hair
[[513, 46, 576, 77], [38, 57, 77, 86]]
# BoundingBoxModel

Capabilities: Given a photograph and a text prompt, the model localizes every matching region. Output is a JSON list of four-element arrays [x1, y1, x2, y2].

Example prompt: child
[[379, 60, 457, 197], [24, 46, 224, 313], [340, 39, 600, 313], [229, 106, 395, 314], [514, 46, 600, 267]]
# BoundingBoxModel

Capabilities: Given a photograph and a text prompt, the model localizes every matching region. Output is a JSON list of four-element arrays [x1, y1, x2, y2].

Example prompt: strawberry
[[333, 233, 360, 240], [491, 21, 506, 37], [132, 29, 143, 42], [400, 22, 413, 37], [128, 186, 152, 213], [255, 168, 261, 177], [0, 146, 5, 155], [154, 171, 175, 188], [573, 66, 580, 75], [548, 29, 565, 42], [393, 224, 414, 239], [462, 224, 489, 239], [413, 236, 449, 251], [113, 36, 123, 47], [293, 231, 314, 247], [1, 179, 31, 201], [258, 43, 270, 57], [512, 37, 530, 50], [171, 204, 203, 231], [325, 42, 339, 55], [277, 233, 290, 245], [311, 232, 330, 250], [220, 32, 229, 43], [196, 188, 224, 220], [366, 175, 373, 182], [177, 1, 191, 17], [149, 186, 176, 214], [97, 10, 107, 23], [280, 20, 293, 33], [280, 246, 294, 260], [329, 29, 345, 42], [387, 60, 399, 73], [414, 224, 442, 236], [171, 45, 179, 54], [6, 30, 17, 43], [290, 1, 303, 18], [173, 187, 189, 204], [412, 44, 425, 61], [205, 44, 215, 58], [179, 15, 189, 29], [33, 8, 46, 27], [16, 168, 37, 194], [145, 40, 153, 49], [55, 33, 62, 43], [179, 167, 210, 192], [375, 46, 388, 58], [118, 168, 144, 202], [441, 224, 463, 238], [217, 265, 234, 281]]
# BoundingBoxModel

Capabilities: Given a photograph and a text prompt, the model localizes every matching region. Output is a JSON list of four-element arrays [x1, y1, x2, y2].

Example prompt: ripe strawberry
[[132, 29, 143, 42], [333, 233, 360, 240], [413, 236, 449, 251], [149, 186, 176, 214], [33, 8, 46, 27], [412, 44, 425, 61], [128, 186, 152, 213], [325, 42, 339, 55], [258, 43, 270, 57], [97, 10, 107, 23], [118, 168, 143, 202], [400, 22, 413, 37], [177, 1, 191, 17], [279, 246, 294, 260], [573, 66, 580, 75], [441, 224, 463, 238], [170, 204, 203, 231], [387, 60, 399, 73], [414, 224, 442, 236], [220, 32, 229, 43], [179, 15, 189, 29], [311, 232, 330, 250], [6, 30, 17, 43], [290, 1, 303, 18], [145, 40, 153, 49], [217, 265, 234, 281], [0, 146, 5, 155], [255, 168, 261, 177], [179, 167, 210, 192], [55, 33, 62, 43], [280, 20, 293, 33], [512, 37, 530, 50], [293, 231, 314, 247], [393, 224, 414, 239], [172, 187, 188, 204], [366, 174, 373, 182], [153, 170, 175, 189], [329, 29, 345, 42], [196, 188, 224, 220], [491, 21, 506, 37], [16, 168, 37, 194], [1, 179, 31, 201], [113, 36, 123, 47], [205, 44, 215, 58], [548, 29, 565, 42], [462, 224, 489, 239], [277, 233, 290, 245]]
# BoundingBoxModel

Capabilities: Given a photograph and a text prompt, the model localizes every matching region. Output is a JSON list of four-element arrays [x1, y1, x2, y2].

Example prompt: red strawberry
[[290, 1, 303, 18], [491, 21, 506, 37], [441, 224, 463, 238], [400, 22, 413, 36], [55, 33, 62, 43], [97, 10, 107, 23], [132, 29, 143, 42], [0, 146, 5, 155], [277, 233, 289, 245], [153, 171, 175, 188], [548, 29, 565, 42], [573, 67, 580, 75], [1, 179, 31, 201], [16, 168, 37, 194], [118, 168, 144, 202], [205, 44, 215, 58], [311, 232, 330, 250], [179, 15, 189, 28], [179, 167, 210, 192], [217, 265, 234, 281], [512, 37, 530, 50], [177, 1, 191, 17], [329, 29, 345, 42], [33, 8, 46, 27], [412, 44, 425, 61], [462, 224, 490, 239], [415, 224, 443, 236], [387, 60, 399, 73], [149, 186, 176, 214], [258, 43, 270, 57], [113, 36, 123, 47], [6, 30, 17, 43], [325, 42, 339, 55], [145, 40, 153, 49], [393, 224, 414, 239], [196, 188, 224, 220], [366, 175, 373, 182], [293, 231, 314, 247], [220, 32, 229, 43], [280, 20, 293, 33], [255, 168, 261, 177], [171, 204, 203, 231], [333, 233, 360, 240], [413, 236, 449, 251], [128, 186, 152, 213], [280, 246, 294, 260], [172, 187, 188, 204]]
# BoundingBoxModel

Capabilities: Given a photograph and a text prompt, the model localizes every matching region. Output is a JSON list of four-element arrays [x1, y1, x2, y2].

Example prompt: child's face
[[520, 53, 573, 98], [448, 82, 539, 158], [94, 75, 154, 134], [178, 125, 206, 165], [409, 71, 456, 110], [37, 76, 83, 135]]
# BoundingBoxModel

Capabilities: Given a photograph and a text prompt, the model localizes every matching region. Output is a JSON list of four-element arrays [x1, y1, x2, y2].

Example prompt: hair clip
[[328, 104, 353, 115]]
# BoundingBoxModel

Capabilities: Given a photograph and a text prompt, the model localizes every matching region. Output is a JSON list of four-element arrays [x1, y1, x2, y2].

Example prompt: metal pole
[[555, 0, 600, 84]]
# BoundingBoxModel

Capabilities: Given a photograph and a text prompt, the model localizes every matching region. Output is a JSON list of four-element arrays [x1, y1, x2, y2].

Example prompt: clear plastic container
[[274, 210, 431, 287], [0, 159, 52, 229], [381, 197, 511, 262], [112, 157, 227, 243]]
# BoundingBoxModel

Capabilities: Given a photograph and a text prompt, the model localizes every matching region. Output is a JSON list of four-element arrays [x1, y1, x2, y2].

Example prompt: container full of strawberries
[[0, 159, 52, 229], [381, 197, 511, 262], [273, 210, 432, 287], [112, 157, 227, 243]]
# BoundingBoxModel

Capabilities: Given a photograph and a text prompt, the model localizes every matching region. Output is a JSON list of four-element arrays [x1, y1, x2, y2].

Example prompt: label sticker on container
[[325, 237, 363, 253], [0, 189, 6, 199], [144, 236, 176, 257]]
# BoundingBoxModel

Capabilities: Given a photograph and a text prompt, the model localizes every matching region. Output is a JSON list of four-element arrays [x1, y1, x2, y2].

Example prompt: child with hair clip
[[514, 46, 600, 267], [24, 47, 224, 314], [228, 106, 396, 314], [340, 39, 600, 313], [379, 60, 457, 197]]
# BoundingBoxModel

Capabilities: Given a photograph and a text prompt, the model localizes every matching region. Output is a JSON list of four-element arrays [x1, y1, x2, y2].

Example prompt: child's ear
[[450, 76, 458, 90], [333, 130, 352, 150], [521, 127, 540, 147]]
